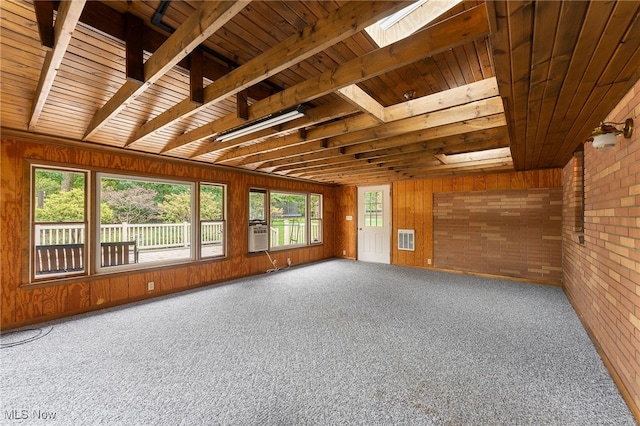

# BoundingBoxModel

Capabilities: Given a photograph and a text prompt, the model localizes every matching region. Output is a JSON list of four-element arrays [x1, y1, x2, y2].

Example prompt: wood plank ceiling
[[1, 0, 639, 185]]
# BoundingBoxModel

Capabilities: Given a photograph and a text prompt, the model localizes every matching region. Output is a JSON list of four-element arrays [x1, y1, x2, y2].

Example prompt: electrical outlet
[[427, 258, 432, 265], [148, 281, 155, 291], [342, 250, 346, 256]]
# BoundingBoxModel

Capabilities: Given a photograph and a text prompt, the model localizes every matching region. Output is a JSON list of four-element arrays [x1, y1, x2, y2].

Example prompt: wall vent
[[398, 229, 415, 251]]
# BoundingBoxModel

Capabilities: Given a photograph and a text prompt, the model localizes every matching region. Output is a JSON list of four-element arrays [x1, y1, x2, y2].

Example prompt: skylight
[[365, 0, 462, 47], [377, 0, 429, 30]]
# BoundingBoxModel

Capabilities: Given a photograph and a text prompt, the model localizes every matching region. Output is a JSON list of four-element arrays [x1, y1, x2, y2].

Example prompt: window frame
[[199, 182, 227, 259], [95, 172, 197, 273], [30, 165, 90, 282], [309, 193, 323, 245], [269, 190, 308, 250]]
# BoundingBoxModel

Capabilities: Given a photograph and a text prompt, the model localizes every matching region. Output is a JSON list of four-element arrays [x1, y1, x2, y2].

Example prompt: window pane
[[270, 192, 307, 248], [201, 184, 225, 258], [364, 190, 383, 227], [249, 189, 266, 222], [34, 170, 85, 223], [99, 176, 193, 268], [33, 168, 87, 278], [310, 194, 322, 244]]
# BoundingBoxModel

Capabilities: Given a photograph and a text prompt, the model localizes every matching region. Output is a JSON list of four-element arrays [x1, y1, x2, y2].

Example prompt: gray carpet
[[0, 259, 634, 425]]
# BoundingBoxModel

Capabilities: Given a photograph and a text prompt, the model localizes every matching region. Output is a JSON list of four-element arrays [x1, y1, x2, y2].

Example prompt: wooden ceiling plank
[[170, 4, 491, 154], [505, 0, 534, 170], [524, 0, 562, 169], [83, 1, 249, 140], [29, 0, 87, 131], [530, 0, 591, 169], [127, 1, 408, 146], [553, 50, 640, 167], [549, 2, 640, 164]]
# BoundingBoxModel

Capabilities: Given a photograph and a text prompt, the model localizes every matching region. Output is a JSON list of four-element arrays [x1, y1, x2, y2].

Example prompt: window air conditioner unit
[[248, 224, 269, 252]]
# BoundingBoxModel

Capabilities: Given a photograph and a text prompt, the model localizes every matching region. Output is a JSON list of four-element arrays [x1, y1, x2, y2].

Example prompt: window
[[32, 167, 88, 279], [249, 188, 266, 223], [270, 192, 307, 249], [97, 174, 194, 270], [200, 183, 226, 258], [29, 165, 227, 283], [364, 190, 384, 226], [310, 194, 322, 244]]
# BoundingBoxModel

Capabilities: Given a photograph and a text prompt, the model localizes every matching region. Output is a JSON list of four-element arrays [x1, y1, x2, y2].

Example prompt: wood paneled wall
[[1, 134, 336, 329], [333, 185, 357, 259], [392, 170, 563, 277]]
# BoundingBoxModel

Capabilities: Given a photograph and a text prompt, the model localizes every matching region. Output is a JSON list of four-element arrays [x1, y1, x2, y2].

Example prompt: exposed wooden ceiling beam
[[82, 1, 250, 141], [208, 113, 382, 163], [232, 99, 505, 169], [126, 1, 408, 147], [336, 85, 386, 122], [212, 77, 499, 164], [170, 4, 491, 155], [236, 112, 506, 168], [170, 99, 359, 156], [343, 115, 507, 156], [29, 0, 86, 131], [272, 134, 509, 174], [281, 137, 509, 178]]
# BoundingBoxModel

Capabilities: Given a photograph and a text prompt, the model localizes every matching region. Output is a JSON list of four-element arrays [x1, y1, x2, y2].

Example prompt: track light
[[215, 105, 306, 142], [590, 118, 634, 151]]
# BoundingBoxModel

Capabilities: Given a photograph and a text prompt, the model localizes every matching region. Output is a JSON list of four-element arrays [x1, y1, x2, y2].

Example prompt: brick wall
[[434, 189, 563, 283], [562, 79, 640, 417]]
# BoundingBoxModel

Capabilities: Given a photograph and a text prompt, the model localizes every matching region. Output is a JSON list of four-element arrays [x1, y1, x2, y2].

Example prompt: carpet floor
[[0, 259, 634, 425]]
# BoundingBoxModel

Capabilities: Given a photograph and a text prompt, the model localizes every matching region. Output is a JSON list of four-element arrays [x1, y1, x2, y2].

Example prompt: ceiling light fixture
[[215, 105, 306, 142], [590, 118, 634, 150]]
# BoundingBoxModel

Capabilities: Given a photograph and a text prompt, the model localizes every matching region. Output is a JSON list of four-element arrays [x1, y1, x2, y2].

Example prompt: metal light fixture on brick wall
[[590, 118, 634, 151]]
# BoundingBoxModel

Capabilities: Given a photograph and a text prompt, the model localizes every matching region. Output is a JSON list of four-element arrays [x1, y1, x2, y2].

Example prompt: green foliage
[[35, 188, 85, 222], [200, 186, 223, 220], [158, 192, 192, 223], [101, 185, 158, 224]]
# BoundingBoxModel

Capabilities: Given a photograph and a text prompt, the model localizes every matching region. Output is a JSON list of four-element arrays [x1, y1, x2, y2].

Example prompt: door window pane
[[364, 191, 383, 227]]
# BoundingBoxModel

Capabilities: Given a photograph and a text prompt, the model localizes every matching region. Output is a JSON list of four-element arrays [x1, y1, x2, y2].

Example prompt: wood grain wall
[[1, 133, 336, 329], [391, 170, 563, 276]]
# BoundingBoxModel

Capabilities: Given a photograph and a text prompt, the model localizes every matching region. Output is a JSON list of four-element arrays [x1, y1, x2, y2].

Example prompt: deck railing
[[35, 222, 224, 250], [35, 220, 317, 250]]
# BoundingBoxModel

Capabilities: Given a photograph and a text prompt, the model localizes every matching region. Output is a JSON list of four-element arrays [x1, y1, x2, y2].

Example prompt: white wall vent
[[398, 229, 415, 251], [248, 224, 269, 252]]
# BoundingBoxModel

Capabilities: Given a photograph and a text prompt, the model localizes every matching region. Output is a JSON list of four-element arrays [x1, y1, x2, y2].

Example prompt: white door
[[357, 185, 391, 264]]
